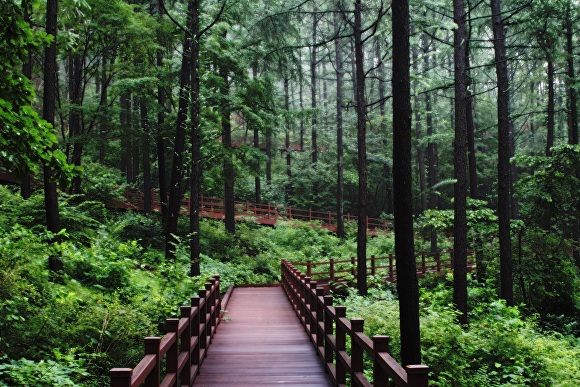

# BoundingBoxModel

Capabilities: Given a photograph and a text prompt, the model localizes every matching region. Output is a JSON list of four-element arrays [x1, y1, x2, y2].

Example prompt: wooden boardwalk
[[192, 287, 332, 387]]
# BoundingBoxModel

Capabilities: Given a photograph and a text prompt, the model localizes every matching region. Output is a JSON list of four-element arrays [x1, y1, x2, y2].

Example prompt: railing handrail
[[289, 249, 475, 283], [281, 260, 429, 387], [119, 188, 393, 233], [109, 275, 227, 387]]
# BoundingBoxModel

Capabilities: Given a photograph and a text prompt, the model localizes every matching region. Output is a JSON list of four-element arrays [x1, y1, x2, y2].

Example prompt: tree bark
[[20, 1, 33, 199], [311, 6, 318, 167], [120, 91, 132, 181], [220, 37, 235, 234], [156, 0, 168, 222], [453, 0, 469, 324], [141, 97, 152, 214], [546, 59, 555, 156], [334, 8, 345, 239], [491, 0, 514, 305], [284, 77, 292, 202], [190, 0, 201, 277], [165, 1, 193, 259], [354, 0, 367, 296], [392, 0, 421, 365], [43, 0, 62, 272]]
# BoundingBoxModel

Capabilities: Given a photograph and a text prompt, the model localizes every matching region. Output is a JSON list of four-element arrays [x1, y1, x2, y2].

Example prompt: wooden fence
[[117, 187, 393, 234], [290, 249, 475, 286], [281, 260, 429, 387], [109, 275, 230, 387]]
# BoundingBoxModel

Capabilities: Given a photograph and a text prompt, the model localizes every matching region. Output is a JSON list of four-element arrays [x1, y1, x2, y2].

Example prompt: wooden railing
[[281, 260, 429, 387], [116, 187, 393, 234], [290, 249, 475, 285], [109, 275, 231, 387]]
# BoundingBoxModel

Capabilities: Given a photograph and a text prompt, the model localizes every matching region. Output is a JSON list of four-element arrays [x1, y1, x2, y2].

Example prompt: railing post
[[309, 208, 313, 221], [144, 337, 161, 387], [351, 319, 364, 383], [191, 296, 201, 369], [180, 306, 193, 385], [421, 252, 426, 274], [373, 336, 390, 387], [306, 260, 312, 277], [323, 295, 333, 372], [289, 206, 293, 219], [388, 253, 394, 282], [328, 211, 332, 226], [329, 258, 335, 282], [371, 255, 376, 276], [436, 250, 441, 273], [204, 282, 213, 344], [309, 281, 318, 341], [198, 289, 207, 357], [299, 274, 307, 325], [335, 306, 347, 385], [406, 365, 430, 387], [450, 249, 455, 269], [351, 256, 356, 278], [110, 368, 132, 387], [213, 275, 221, 331], [315, 287, 325, 350], [166, 318, 179, 384]]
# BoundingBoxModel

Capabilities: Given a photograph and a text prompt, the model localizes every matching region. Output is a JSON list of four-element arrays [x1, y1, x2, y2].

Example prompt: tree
[[392, 0, 421, 365], [43, 0, 63, 272], [453, 0, 469, 324], [354, 0, 367, 296], [0, 0, 71, 184], [165, 0, 194, 260], [491, 0, 514, 306]]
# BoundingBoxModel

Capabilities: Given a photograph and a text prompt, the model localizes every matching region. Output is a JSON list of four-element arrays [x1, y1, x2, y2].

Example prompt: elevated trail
[[192, 287, 332, 386]]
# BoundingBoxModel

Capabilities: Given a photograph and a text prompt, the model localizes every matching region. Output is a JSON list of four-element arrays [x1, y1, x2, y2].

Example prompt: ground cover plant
[[1, 185, 579, 386]]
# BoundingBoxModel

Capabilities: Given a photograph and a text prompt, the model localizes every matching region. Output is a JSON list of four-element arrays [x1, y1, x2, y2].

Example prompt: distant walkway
[[192, 287, 332, 387]]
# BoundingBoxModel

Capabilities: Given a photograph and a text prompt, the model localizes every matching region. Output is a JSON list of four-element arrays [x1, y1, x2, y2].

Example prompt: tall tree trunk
[[156, 0, 168, 222], [491, 0, 514, 305], [334, 8, 345, 239], [392, 0, 421, 365], [43, 0, 62, 272], [311, 6, 318, 167], [120, 92, 132, 181], [141, 97, 152, 214], [377, 36, 392, 215], [252, 66, 261, 203], [131, 95, 140, 183], [20, 1, 33, 199], [453, 0, 469, 324], [98, 56, 109, 164], [284, 77, 292, 202], [70, 54, 83, 194], [354, 0, 367, 296], [165, 2, 193, 259], [220, 39, 235, 234], [299, 63, 305, 151], [565, 5, 580, 268], [546, 59, 555, 156], [190, 0, 201, 277]]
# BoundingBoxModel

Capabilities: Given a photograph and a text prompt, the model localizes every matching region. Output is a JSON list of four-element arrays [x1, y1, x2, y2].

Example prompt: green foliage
[[0, 353, 88, 386], [0, 1, 79, 183], [515, 145, 580, 233], [339, 279, 580, 387]]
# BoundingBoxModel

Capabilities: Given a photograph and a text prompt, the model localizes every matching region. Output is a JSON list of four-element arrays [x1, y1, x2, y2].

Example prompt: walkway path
[[192, 287, 332, 386]]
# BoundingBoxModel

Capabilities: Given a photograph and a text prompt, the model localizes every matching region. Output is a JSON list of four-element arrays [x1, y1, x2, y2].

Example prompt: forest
[[0, 0, 579, 385]]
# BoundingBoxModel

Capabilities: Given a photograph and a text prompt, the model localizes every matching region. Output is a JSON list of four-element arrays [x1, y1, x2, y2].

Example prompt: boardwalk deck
[[192, 287, 332, 387]]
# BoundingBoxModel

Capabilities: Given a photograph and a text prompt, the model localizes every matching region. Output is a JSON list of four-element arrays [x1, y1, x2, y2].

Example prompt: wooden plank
[[192, 287, 332, 386]]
